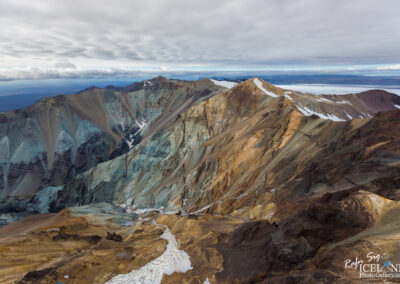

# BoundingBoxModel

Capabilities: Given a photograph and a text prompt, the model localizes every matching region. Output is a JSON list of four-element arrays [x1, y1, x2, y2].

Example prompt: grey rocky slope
[[1, 77, 400, 225], [0, 77, 222, 224], [47, 78, 400, 217], [1, 78, 400, 283]]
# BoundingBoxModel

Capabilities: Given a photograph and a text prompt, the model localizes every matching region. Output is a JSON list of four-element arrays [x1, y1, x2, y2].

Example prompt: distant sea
[[0, 75, 399, 113]]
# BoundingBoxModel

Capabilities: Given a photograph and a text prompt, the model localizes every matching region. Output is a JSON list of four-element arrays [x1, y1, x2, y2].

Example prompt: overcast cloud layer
[[0, 0, 399, 80]]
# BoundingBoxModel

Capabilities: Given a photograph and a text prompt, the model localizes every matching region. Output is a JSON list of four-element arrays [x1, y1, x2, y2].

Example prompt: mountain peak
[[1, 77, 400, 283], [76, 85, 100, 94]]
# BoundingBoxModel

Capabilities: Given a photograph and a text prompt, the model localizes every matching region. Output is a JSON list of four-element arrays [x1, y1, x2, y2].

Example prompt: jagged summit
[[1, 77, 399, 206], [76, 85, 100, 94], [0, 77, 222, 204], [104, 76, 174, 92], [0, 77, 400, 283]]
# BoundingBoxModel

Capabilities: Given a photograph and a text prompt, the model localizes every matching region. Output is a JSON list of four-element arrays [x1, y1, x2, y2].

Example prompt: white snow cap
[[253, 78, 279, 97]]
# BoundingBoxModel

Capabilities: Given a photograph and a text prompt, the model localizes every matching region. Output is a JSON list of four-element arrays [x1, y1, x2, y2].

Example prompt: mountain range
[[0, 77, 400, 283]]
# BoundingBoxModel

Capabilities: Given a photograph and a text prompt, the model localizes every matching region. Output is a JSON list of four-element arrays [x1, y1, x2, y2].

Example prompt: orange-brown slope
[[0, 205, 167, 284], [54, 78, 400, 224], [1, 78, 400, 283]]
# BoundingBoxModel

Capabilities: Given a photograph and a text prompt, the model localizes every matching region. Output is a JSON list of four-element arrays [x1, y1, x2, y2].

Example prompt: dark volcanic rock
[[106, 232, 123, 242], [216, 190, 374, 283]]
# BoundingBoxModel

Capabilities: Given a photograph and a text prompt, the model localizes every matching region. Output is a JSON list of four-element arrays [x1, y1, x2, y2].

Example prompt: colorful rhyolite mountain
[[0, 77, 400, 283]]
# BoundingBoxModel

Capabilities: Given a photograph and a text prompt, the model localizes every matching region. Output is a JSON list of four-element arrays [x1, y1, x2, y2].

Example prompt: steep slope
[[2, 191, 400, 283], [51, 78, 400, 217], [1, 78, 400, 283], [280, 85, 400, 120], [0, 77, 222, 199], [0, 77, 223, 223]]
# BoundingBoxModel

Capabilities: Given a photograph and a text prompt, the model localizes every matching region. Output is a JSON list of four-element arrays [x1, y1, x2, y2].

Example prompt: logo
[[344, 252, 400, 279]]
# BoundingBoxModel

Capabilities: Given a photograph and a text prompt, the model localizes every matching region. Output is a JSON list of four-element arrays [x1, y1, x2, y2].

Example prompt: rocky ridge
[[0, 77, 400, 283], [0, 77, 222, 223]]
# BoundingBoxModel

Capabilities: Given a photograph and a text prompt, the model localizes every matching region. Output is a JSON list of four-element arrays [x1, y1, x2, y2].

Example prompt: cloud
[[0, 0, 399, 80], [0, 67, 141, 81], [53, 60, 76, 69], [1, 64, 397, 82]]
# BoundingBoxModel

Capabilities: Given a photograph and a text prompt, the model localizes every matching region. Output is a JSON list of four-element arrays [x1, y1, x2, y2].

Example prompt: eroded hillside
[[0, 77, 222, 224], [0, 78, 400, 283]]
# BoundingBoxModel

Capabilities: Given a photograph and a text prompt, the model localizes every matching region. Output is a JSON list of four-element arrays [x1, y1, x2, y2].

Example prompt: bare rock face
[[1, 77, 400, 283], [0, 77, 222, 222], [215, 190, 376, 282], [51, 78, 400, 215]]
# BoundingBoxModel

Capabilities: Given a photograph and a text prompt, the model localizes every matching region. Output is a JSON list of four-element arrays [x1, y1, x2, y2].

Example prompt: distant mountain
[[0, 77, 400, 283], [0, 77, 221, 215]]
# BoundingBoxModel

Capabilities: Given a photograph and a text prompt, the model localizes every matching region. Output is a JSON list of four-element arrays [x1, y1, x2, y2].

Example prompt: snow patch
[[133, 207, 164, 215], [210, 79, 237, 89], [204, 278, 211, 284], [345, 112, 353, 120], [296, 105, 346, 121], [335, 100, 348, 104], [105, 223, 192, 284], [395, 104, 400, 109], [125, 134, 135, 149], [134, 119, 147, 135], [284, 94, 293, 101], [143, 80, 152, 87], [316, 97, 332, 103], [47, 227, 60, 232], [253, 78, 279, 97], [191, 204, 213, 215]]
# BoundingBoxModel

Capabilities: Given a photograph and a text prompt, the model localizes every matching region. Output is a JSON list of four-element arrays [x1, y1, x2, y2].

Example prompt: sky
[[0, 0, 400, 80]]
